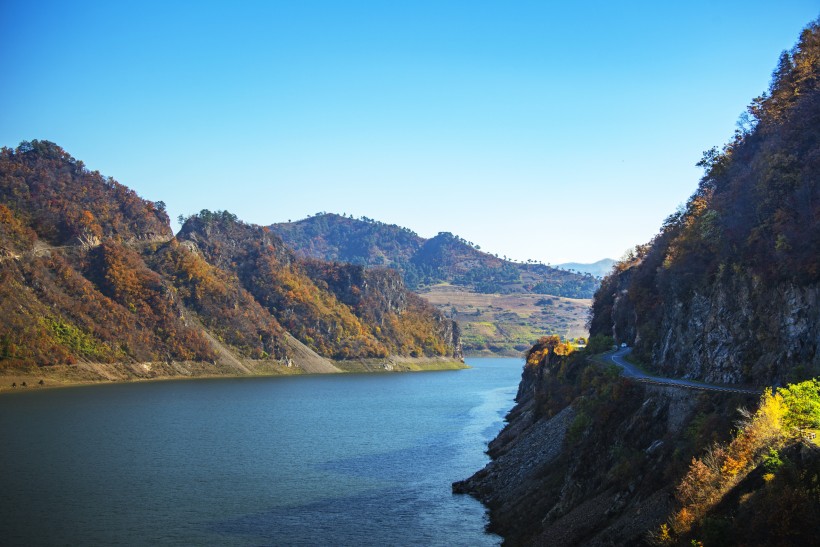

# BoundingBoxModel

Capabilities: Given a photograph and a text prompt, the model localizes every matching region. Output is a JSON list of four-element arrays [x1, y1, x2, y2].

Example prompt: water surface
[[0, 357, 521, 546]]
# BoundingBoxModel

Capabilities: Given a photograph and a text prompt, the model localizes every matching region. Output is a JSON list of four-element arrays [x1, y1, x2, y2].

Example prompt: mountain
[[271, 213, 424, 271], [177, 211, 461, 361], [271, 214, 599, 298], [456, 20, 820, 546], [589, 21, 819, 386], [0, 141, 461, 383], [555, 258, 616, 278]]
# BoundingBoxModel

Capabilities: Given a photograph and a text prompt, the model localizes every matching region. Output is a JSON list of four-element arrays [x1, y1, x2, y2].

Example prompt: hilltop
[[0, 141, 462, 386], [271, 214, 598, 298]]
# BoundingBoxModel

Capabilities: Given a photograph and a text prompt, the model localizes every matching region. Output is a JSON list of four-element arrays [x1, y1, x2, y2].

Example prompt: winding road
[[608, 347, 761, 395]]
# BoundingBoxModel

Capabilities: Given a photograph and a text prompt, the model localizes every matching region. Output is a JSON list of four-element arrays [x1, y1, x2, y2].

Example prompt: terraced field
[[417, 284, 591, 356]]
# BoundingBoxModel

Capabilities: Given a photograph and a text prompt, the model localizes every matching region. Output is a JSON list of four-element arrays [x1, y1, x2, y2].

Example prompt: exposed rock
[[643, 274, 817, 385], [455, 354, 706, 546]]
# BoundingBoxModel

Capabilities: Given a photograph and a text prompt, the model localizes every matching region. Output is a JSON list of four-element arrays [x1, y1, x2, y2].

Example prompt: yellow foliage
[[721, 455, 746, 476], [754, 388, 787, 440], [527, 348, 546, 366], [674, 507, 695, 532], [656, 523, 673, 544], [672, 386, 793, 535]]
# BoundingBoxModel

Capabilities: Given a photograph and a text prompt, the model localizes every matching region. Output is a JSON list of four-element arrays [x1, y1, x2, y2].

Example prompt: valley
[[418, 284, 590, 355]]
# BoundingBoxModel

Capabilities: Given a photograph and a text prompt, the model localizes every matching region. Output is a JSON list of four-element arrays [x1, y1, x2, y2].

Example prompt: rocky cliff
[[456, 344, 818, 546], [652, 274, 818, 385], [593, 265, 819, 386]]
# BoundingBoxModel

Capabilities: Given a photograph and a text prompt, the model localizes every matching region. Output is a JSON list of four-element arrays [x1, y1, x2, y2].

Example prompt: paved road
[[608, 347, 761, 395]]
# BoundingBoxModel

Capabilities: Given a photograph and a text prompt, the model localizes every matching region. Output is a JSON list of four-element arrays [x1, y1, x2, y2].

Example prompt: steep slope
[[178, 211, 462, 360], [0, 140, 172, 247], [272, 214, 598, 298], [0, 142, 218, 367], [0, 142, 461, 379], [590, 21, 820, 386], [456, 340, 819, 546]]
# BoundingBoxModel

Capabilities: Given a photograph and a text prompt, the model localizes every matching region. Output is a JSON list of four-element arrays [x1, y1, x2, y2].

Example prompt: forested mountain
[[590, 21, 820, 386], [0, 141, 461, 374], [178, 212, 460, 360], [272, 214, 598, 298]]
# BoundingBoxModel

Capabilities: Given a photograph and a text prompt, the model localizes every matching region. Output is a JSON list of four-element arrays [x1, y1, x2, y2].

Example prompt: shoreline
[[0, 356, 468, 394]]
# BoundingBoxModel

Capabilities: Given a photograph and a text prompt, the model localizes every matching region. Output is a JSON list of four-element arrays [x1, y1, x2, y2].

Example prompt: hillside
[[271, 214, 598, 298], [0, 141, 462, 383], [590, 21, 820, 386], [177, 211, 461, 360]]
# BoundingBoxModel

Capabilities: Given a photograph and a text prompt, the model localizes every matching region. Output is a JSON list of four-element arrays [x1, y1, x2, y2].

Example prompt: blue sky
[[2, 1, 817, 263]]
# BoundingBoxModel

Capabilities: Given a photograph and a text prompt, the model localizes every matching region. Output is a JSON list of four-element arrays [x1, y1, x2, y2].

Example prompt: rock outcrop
[[651, 275, 819, 385]]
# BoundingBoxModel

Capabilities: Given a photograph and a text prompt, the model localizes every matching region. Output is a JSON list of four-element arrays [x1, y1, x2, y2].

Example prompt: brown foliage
[[180, 212, 460, 360], [0, 140, 171, 245]]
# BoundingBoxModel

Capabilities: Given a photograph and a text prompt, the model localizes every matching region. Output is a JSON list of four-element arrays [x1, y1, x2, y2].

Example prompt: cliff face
[[596, 266, 820, 386], [651, 274, 819, 385]]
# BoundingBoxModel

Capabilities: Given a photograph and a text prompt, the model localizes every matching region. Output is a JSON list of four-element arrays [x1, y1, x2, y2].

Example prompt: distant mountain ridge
[[555, 258, 615, 278], [271, 214, 598, 298]]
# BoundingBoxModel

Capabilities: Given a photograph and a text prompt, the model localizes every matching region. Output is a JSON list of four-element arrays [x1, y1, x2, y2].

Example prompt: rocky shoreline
[[452, 350, 717, 546]]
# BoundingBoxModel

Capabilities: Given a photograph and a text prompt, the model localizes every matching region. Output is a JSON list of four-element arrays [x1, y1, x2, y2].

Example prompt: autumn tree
[[778, 379, 820, 433]]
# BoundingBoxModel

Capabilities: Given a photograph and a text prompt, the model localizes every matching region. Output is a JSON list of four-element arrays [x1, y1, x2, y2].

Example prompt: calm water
[[0, 358, 521, 546]]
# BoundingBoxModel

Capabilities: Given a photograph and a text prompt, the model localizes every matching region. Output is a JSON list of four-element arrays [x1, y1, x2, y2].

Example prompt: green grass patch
[[41, 316, 124, 361]]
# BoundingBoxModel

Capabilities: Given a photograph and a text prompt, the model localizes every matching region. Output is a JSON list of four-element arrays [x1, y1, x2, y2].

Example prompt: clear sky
[[2, 1, 818, 264]]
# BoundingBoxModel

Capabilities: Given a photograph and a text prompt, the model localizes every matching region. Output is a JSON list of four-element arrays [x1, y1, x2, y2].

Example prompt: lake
[[0, 357, 522, 546]]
